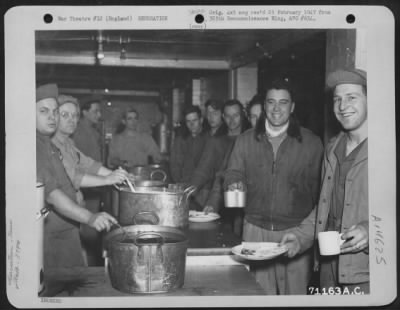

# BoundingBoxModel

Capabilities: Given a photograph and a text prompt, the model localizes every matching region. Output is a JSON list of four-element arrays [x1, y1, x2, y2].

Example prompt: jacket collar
[[326, 131, 368, 168]]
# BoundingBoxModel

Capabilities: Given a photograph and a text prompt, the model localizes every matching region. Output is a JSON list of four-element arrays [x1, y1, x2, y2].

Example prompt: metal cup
[[224, 190, 246, 208]]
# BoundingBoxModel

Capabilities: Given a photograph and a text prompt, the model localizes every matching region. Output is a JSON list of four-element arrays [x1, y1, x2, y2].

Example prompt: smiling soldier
[[224, 78, 324, 294], [281, 69, 370, 294]]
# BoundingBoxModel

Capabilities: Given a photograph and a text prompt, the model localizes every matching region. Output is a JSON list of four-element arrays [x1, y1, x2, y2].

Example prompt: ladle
[[118, 166, 136, 193], [125, 177, 136, 193], [114, 222, 128, 241]]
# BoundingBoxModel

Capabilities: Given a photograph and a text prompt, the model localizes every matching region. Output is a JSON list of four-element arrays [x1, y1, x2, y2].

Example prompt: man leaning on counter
[[36, 83, 118, 268]]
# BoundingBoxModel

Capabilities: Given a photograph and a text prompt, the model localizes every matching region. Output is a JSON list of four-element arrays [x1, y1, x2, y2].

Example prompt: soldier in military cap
[[52, 94, 127, 206], [281, 68, 369, 294], [36, 84, 118, 268]]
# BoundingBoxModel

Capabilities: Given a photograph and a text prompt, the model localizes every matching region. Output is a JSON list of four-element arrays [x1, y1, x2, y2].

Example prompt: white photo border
[[4, 5, 397, 308]]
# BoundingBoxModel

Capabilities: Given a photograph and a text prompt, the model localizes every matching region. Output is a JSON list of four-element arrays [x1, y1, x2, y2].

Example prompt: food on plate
[[189, 210, 218, 218], [241, 248, 256, 255]]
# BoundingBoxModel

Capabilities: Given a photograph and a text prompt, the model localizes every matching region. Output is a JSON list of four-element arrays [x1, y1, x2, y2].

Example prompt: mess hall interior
[[36, 28, 367, 296]]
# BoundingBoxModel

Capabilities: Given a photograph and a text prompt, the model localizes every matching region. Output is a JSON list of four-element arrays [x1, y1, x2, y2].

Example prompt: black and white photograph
[[4, 5, 397, 308]]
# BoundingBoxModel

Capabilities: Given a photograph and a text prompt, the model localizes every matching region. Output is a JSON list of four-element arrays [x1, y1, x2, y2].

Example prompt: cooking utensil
[[128, 165, 168, 184], [125, 177, 136, 193], [128, 165, 151, 179], [115, 186, 195, 229], [133, 179, 165, 188], [150, 169, 167, 182], [104, 224, 188, 293], [113, 222, 128, 241], [116, 166, 136, 193]]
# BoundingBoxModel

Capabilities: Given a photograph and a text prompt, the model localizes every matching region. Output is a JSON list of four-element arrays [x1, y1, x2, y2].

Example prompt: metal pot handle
[[150, 169, 167, 182], [133, 232, 164, 264], [184, 185, 197, 201], [106, 258, 112, 279], [177, 185, 197, 205], [132, 211, 160, 225], [103, 250, 109, 278], [113, 184, 122, 191], [133, 232, 164, 246]]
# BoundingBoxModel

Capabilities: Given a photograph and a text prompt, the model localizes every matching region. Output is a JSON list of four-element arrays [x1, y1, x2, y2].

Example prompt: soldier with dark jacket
[[169, 105, 209, 207], [203, 99, 227, 137], [224, 78, 324, 294], [189, 100, 250, 210]]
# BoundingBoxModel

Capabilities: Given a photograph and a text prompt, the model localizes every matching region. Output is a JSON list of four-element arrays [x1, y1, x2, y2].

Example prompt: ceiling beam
[[36, 53, 230, 70], [59, 88, 160, 97]]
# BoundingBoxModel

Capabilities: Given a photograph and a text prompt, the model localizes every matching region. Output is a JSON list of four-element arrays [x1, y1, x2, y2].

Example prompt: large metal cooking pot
[[129, 165, 151, 178], [104, 225, 188, 294], [115, 186, 196, 229], [130, 178, 166, 188], [129, 165, 167, 182]]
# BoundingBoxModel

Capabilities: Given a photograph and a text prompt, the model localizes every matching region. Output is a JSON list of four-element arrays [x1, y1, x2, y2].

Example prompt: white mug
[[224, 190, 246, 208], [318, 231, 345, 255]]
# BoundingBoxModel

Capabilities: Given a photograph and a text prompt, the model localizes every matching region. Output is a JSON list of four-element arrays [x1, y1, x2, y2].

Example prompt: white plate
[[231, 242, 288, 261], [189, 211, 220, 223]]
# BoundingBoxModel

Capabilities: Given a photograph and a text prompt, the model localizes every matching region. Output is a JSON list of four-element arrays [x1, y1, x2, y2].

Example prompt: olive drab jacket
[[293, 132, 369, 284]]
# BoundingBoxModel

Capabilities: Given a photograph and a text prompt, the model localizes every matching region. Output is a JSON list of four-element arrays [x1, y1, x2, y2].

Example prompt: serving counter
[[41, 218, 264, 297], [42, 263, 264, 297]]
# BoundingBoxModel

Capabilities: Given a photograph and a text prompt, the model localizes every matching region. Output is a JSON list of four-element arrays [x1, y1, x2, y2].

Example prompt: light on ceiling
[[96, 30, 105, 61], [97, 42, 105, 60], [104, 88, 109, 93], [120, 45, 127, 60], [107, 101, 112, 106]]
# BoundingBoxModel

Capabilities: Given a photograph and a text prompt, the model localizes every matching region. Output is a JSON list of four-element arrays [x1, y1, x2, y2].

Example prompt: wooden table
[[42, 264, 265, 297]]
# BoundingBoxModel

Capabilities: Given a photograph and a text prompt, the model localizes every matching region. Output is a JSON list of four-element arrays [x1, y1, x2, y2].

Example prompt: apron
[[43, 213, 86, 268]]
